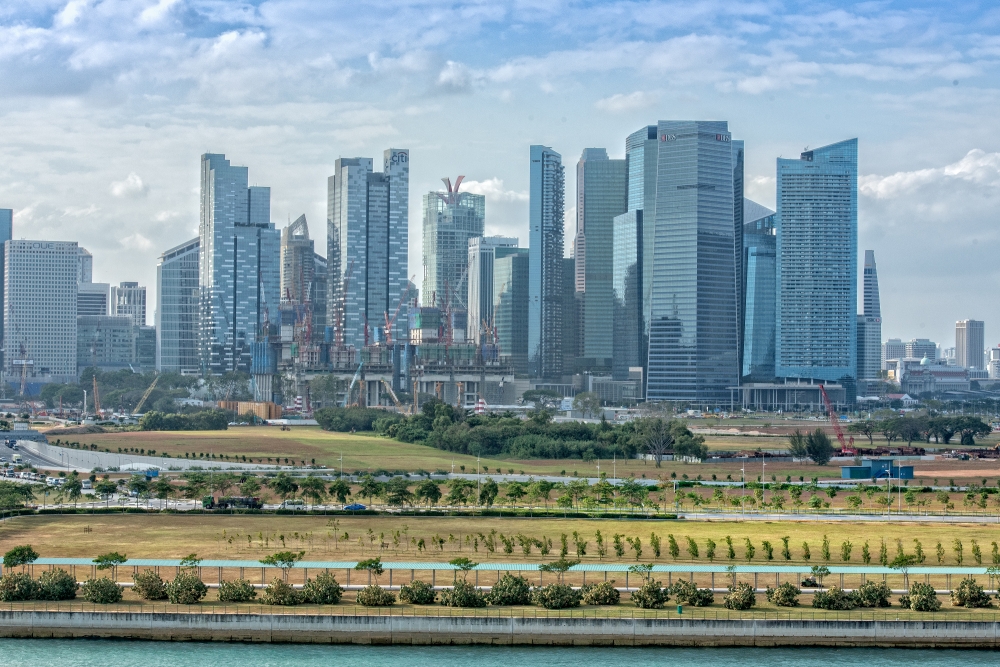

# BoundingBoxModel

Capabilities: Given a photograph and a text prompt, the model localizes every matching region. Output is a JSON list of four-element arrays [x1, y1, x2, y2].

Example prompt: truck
[[202, 496, 263, 510], [11, 454, 22, 464]]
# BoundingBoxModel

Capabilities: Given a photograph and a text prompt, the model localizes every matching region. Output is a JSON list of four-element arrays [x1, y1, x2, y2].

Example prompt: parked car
[[343, 503, 367, 511]]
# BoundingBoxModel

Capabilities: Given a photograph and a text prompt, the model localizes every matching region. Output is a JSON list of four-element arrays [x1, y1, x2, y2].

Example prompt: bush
[[581, 581, 620, 606], [302, 572, 343, 605], [485, 573, 532, 606], [399, 580, 437, 605], [900, 582, 941, 612], [37, 569, 78, 601], [532, 583, 581, 609], [631, 580, 669, 609], [812, 587, 858, 610], [0, 572, 40, 601], [356, 584, 396, 607], [439, 580, 486, 608], [261, 577, 301, 605], [81, 577, 123, 604], [855, 580, 891, 608], [723, 582, 756, 610], [765, 582, 800, 607], [218, 579, 258, 603], [166, 572, 208, 605], [139, 409, 228, 431], [951, 577, 993, 608], [131, 570, 168, 601], [670, 579, 714, 607]]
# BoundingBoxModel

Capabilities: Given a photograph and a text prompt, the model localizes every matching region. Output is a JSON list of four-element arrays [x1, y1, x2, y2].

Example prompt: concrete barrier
[[0, 611, 997, 646]]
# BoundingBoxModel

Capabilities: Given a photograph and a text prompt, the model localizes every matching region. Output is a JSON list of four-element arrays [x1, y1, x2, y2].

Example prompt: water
[[0, 641, 996, 666]]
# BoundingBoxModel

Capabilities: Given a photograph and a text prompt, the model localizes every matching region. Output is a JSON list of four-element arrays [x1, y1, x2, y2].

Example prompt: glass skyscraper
[[613, 210, 643, 380], [645, 121, 740, 403], [528, 145, 565, 378], [156, 237, 200, 373], [467, 236, 518, 344], [198, 153, 281, 374], [775, 139, 858, 393], [422, 179, 485, 310], [0, 209, 10, 369], [741, 199, 776, 381], [856, 249, 882, 381], [494, 250, 529, 375]]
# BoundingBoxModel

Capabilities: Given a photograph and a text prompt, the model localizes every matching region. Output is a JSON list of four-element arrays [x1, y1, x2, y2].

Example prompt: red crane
[[818, 384, 853, 454]]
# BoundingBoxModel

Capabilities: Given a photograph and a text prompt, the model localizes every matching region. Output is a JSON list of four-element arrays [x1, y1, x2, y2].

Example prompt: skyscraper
[[112, 281, 147, 326], [775, 139, 858, 395], [956, 319, 985, 370], [327, 150, 409, 349], [741, 199, 776, 381], [4, 240, 78, 389], [528, 145, 565, 378], [574, 148, 626, 368], [198, 153, 281, 374], [76, 246, 110, 317], [422, 177, 484, 312], [494, 250, 529, 375], [280, 215, 315, 306], [467, 236, 518, 344], [645, 121, 739, 402], [732, 140, 745, 375], [156, 237, 200, 373], [612, 209, 643, 380], [0, 209, 10, 369], [856, 250, 882, 381]]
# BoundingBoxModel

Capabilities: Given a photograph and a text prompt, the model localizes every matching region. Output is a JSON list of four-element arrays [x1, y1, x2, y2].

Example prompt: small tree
[[449, 557, 478, 582], [890, 553, 918, 589], [805, 429, 833, 466], [260, 550, 305, 581], [539, 557, 579, 584], [3, 545, 39, 570], [93, 551, 127, 580]]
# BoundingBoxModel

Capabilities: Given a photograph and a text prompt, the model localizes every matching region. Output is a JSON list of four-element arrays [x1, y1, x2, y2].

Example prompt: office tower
[[494, 250, 529, 374], [956, 319, 985, 369], [882, 338, 905, 368], [732, 140, 745, 375], [857, 250, 882, 380], [613, 210, 643, 380], [77, 247, 93, 283], [741, 199, 776, 381], [574, 148, 626, 368], [0, 209, 10, 369], [112, 282, 147, 326], [775, 139, 858, 395], [280, 215, 315, 306], [75, 246, 111, 317], [327, 149, 409, 349], [312, 253, 327, 330], [198, 153, 281, 374], [422, 177, 484, 311], [4, 240, 78, 388], [77, 315, 137, 372], [645, 121, 739, 402], [905, 338, 937, 360], [528, 145, 565, 378], [562, 257, 581, 372], [467, 236, 518, 344], [156, 237, 200, 373]]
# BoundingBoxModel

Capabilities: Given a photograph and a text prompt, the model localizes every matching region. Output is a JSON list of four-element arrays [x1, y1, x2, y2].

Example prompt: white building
[[111, 281, 147, 326]]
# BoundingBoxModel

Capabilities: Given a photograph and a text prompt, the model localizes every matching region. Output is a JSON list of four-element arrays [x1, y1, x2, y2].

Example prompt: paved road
[[681, 511, 1000, 524]]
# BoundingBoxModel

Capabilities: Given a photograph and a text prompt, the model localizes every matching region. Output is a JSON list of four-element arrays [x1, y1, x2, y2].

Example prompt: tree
[[328, 479, 352, 504], [846, 420, 876, 446], [448, 556, 478, 581], [260, 550, 305, 580], [269, 473, 299, 501], [355, 557, 384, 583], [539, 557, 580, 584], [573, 392, 601, 419], [298, 476, 327, 507], [414, 479, 441, 506], [956, 416, 991, 446], [446, 478, 475, 506], [788, 430, 808, 458], [127, 474, 149, 503], [879, 418, 901, 445], [357, 475, 382, 504], [384, 477, 413, 506], [63, 472, 83, 507], [805, 429, 833, 465], [642, 419, 674, 468], [239, 476, 262, 497], [504, 481, 527, 506], [152, 477, 174, 505], [479, 477, 499, 507], [928, 417, 957, 444], [3, 545, 38, 570], [93, 551, 127, 580]]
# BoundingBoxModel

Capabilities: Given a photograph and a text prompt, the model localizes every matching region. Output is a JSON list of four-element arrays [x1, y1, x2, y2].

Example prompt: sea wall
[[0, 611, 998, 647]]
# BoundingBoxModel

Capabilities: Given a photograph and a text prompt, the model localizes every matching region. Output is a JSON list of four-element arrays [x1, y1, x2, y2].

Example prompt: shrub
[[439, 580, 486, 608], [0, 572, 40, 601], [532, 583, 581, 609], [131, 570, 168, 601], [356, 584, 396, 607], [765, 582, 800, 607], [812, 587, 857, 610], [581, 581, 620, 606], [81, 577, 123, 604], [855, 580, 891, 608], [670, 579, 714, 607], [302, 572, 344, 605], [631, 580, 669, 609], [166, 572, 208, 605], [485, 573, 532, 606], [218, 579, 257, 603], [723, 582, 756, 610], [900, 582, 941, 612], [951, 577, 993, 608], [399, 580, 437, 605], [37, 569, 78, 601], [261, 577, 301, 605]]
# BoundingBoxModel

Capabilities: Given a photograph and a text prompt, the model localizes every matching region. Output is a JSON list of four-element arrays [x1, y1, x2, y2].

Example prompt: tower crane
[[132, 375, 160, 415]]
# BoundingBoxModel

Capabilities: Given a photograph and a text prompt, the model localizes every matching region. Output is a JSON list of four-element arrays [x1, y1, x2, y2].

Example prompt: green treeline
[[138, 410, 229, 431], [846, 415, 991, 447]]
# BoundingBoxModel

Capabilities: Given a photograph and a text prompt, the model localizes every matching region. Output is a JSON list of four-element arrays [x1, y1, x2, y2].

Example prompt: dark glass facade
[[741, 202, 775, 381], [494, 251, 529, 375], [528, 145, 564, 378], [613, 210, 644, 380]]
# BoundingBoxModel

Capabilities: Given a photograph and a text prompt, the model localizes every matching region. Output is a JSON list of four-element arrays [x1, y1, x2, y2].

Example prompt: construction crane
[[380, 379, 404, 411], [342, 361, 364, 407], [818, 384, 851, 453], [17, 342, 30, 398], [92, 375, 102, 418], [132, 375, 160, 415]]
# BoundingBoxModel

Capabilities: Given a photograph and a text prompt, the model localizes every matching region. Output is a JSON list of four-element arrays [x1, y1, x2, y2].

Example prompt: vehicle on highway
[[280, 499, 305, 509], [202, 496, 263, 510], [81, 480, 92, 490], [343, 503, 367, 511], [11, 454, 22, 464]]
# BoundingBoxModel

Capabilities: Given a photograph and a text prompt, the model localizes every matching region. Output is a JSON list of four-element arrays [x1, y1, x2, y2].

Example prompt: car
[[343, 503, 367, 511]]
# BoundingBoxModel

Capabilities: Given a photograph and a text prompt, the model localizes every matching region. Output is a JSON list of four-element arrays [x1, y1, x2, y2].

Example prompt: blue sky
[[1, 0, 999, 349]]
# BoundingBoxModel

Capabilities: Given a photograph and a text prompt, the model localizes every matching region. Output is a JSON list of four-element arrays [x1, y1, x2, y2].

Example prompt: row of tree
[[846, 415, 991, 446]]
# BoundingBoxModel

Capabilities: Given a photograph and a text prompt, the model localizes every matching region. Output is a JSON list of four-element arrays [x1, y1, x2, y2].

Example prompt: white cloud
[[110, 173, 148, 198], [121, 233, 153, 251], [860, 150, 1000, 199], [461, 178, 528, 202], [595, 91, 657, 113]]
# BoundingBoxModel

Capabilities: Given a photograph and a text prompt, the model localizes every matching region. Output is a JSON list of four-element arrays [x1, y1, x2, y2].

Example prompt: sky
[[1, 0, 999, 350]]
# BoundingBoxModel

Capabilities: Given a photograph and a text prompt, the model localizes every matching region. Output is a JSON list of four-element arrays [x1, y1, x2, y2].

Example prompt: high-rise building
[[905, 338, 937, 360], [612, 210, 643, 380], [857, 250, 882, 380], [312, 253, 327, 331], [77, 247, 93, 283], [494, 250, 529, 375], [467, 236, 518, 344], [422, 177, 484, 312], [562, 257, 581, 372], [74, 246, 110, 317], [156, 237, 200, 374], [574, 148, 626, 368], [198, 153, 281, 374], [326, 150, 409, 349], [528, 145, 565, 378], [775, 139, 858, 396], [741, 199, 776, 381], [882, 338, 905, 368], [956, 319, 985, 370], [645, 121, 739, 402], [0, 209, 10, 369], [4, 240, 78, 388], [280, 215, 315, 306], [112, 281, 146, 326], [732, 140, 745, 375]]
